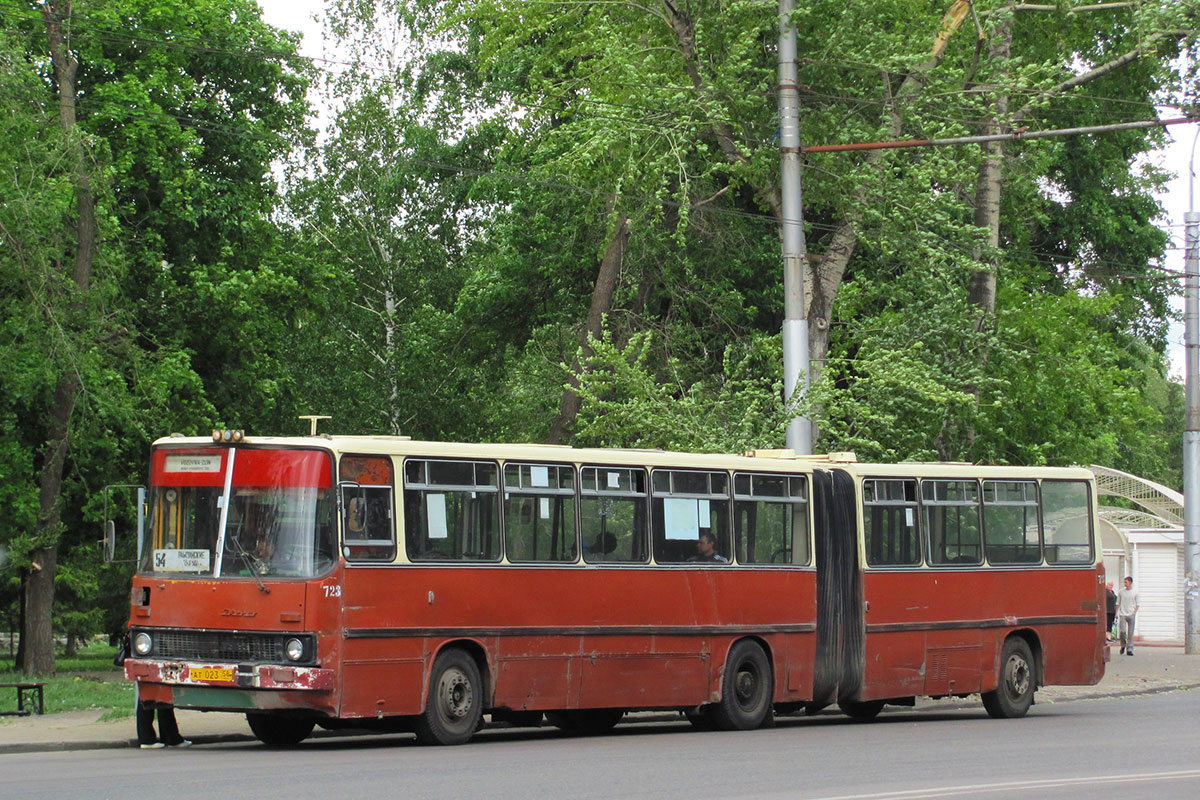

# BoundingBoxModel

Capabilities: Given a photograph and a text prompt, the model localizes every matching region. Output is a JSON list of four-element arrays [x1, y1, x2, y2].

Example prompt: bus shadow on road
[[208, 705, 1070, 752]]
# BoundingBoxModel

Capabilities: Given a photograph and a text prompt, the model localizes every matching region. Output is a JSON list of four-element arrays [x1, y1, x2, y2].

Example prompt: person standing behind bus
[[1105, 582, 1117, 641], [1117, 576, 1139, 656]]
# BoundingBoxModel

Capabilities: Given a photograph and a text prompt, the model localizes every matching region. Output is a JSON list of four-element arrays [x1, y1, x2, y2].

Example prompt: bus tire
[[982, 637, 1036, 719], [246, 713, 315, 746], [837, 699, 885, 721], [545, 708, 624, 734], [414, 648, 483, 745], [711, 640, 773, 731]]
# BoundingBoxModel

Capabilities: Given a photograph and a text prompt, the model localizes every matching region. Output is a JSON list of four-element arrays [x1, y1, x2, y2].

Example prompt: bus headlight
[[133, 632, 152, 656], [284, 638, 304, 662]]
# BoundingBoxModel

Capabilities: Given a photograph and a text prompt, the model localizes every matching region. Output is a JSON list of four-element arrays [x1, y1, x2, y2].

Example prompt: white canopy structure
[[1092, 465, 1184, 644]]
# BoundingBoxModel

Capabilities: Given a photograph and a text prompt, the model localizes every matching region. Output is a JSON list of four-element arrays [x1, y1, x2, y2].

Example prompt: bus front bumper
[[126, 659, 335, 692]]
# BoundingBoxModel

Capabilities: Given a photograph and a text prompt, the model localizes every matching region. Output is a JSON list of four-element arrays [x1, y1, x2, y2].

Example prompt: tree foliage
[[0, 0, 311, 673]]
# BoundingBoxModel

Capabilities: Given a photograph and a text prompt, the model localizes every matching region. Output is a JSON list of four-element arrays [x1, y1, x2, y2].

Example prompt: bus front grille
[[138, 629, 304, 664]]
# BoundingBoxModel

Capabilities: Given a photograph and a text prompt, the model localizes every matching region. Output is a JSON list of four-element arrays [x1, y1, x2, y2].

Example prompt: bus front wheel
[[246, 713, 315, 746], [415, 648, 484, 745], [982, 637, 1036, 719], [712, 640, 773, 731]]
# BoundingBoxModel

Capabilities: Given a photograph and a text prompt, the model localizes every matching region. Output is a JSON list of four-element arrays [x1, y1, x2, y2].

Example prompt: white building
[[1093, 466, 1184, 645]]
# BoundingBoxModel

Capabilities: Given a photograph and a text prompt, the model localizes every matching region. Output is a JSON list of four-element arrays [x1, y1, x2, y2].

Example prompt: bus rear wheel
[[246, 713, 315, 746], [414, 648, 484, 745], [545, 708, 625, 734], [982, 637, 1036, 719], [711, 640, 773, 731]]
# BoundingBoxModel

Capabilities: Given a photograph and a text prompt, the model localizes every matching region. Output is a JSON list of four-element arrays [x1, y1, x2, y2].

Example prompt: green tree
[[294, 1, 1189, 484], [0, 0, 311, 675]]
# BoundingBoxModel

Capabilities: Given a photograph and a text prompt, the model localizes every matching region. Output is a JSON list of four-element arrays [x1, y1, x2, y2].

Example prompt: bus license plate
[[190, 667, 235, 683]]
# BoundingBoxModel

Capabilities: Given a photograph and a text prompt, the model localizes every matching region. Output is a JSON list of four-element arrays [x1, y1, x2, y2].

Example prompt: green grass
[[0, 640, 134, 719]]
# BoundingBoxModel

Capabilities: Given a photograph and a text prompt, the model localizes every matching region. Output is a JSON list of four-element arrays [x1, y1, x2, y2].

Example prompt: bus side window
[[863, 479, 921, 567], [580, 466, 648, 563], [650, 470, 730, 565], [923, 480, 982, 566], [1042, 480, 1092, 564], [404, 459, 500, 561], [503, 463, 578, 563], [734, 473, 809, 565], [982, 480, 1041, 564]]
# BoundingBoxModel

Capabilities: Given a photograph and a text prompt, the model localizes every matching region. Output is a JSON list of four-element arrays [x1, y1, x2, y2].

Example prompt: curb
[[0, 732, 257, 755], [1036, 682, 1200, 704], [3, 684, 1197, 755]]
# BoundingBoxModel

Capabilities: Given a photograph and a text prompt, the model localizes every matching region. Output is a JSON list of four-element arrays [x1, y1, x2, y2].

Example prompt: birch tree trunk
[[968, 7, 1013, 322]]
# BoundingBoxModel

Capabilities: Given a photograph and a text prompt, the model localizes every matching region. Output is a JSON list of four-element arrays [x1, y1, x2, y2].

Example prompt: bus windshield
[[140, 447, 336, 578]]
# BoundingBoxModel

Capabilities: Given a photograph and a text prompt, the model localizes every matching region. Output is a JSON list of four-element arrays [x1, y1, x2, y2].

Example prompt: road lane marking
[[805, 769, 1200, 800]]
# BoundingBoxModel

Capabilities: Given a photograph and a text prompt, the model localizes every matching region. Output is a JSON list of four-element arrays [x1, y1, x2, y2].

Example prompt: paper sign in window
[[531, 466, 550, 488], [539, 498, 550, 519], [607, 471, 621, 489], [427, 494, 448, 539], [153, 549, 211, 573], [664, 497, 700, 540]]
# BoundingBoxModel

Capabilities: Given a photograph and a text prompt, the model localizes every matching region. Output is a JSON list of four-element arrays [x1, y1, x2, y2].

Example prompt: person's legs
[[1118, 616, 1130, 653], [157, 707, 183, 745], [1126, 615, 1136, 654], [137, 703, 160, 746]]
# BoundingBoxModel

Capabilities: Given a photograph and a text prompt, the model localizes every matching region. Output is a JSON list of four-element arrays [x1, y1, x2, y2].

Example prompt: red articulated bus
[[120, 432, 1105, 745]]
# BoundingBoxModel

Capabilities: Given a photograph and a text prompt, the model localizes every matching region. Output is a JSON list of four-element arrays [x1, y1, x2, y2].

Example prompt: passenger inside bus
[[584, 532, 618, 561], [688, 532, 729, 564]]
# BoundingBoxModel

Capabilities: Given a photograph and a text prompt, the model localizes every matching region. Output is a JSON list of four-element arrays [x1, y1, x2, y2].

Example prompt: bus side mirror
[[103, 484, 145, 564], [104, 520, 116, 563]]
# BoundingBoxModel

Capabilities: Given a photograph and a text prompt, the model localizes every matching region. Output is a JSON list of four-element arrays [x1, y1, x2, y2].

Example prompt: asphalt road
[[4, 692, 1199, 799]]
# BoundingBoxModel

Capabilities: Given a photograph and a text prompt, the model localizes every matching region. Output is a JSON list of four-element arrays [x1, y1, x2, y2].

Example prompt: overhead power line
[[805, 116, 1199, 153]]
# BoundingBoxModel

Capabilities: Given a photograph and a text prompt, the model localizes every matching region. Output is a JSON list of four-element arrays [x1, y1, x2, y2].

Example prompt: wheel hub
[[736, 668, 757, 703], [441, 669, 473, 719], [1005, 654, 1030, 697]]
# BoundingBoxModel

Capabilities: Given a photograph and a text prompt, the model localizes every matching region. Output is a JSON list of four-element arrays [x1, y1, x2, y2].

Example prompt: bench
[[0, 682, 45, 716]]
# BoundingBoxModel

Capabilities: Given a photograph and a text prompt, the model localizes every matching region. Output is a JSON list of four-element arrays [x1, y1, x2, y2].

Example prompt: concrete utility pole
[[779, 0, 812, 454], [1186, 128, 1200, 655]]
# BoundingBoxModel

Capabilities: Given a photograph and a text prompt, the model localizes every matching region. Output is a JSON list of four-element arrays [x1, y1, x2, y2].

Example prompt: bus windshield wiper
[[226, 532, 270, 594]]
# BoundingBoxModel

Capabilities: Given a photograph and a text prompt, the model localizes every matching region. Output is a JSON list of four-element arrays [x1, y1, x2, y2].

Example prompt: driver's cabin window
[[340, 455, 396, 561]]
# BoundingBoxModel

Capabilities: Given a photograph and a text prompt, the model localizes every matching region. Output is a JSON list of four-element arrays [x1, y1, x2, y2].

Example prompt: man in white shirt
[[1117, 576, 1140, 656]]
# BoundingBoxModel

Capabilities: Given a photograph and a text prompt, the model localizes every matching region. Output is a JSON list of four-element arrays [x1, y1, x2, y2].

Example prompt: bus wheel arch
[[426, 639, 492, 708], [711, 637, 774, 731], [415, 642, 489, 745], [982, 633, 1038, 719]]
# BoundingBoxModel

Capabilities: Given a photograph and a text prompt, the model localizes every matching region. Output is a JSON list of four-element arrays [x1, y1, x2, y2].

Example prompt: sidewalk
[[2, 645, 1198, 754]]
